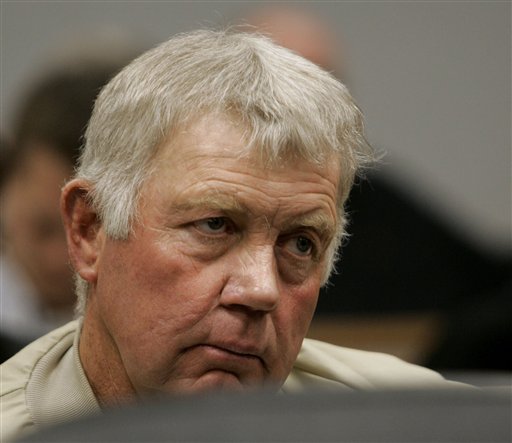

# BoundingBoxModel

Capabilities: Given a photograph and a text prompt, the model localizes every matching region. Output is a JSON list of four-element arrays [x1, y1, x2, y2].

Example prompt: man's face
[[86, 115, 340, 397], [2, 145, 74, 309]]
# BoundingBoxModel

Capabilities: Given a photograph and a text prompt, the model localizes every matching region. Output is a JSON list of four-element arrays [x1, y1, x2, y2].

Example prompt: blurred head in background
[[4, 68, 117, 307], [245, 6, 342, 75], [1, 64, 123, 346]]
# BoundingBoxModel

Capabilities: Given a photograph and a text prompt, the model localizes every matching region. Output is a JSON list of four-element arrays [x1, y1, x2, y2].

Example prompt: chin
[[186, 370, 250, 394]]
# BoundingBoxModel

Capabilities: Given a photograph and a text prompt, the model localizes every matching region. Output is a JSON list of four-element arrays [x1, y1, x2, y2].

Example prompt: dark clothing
[[317, 174, 511, 314]]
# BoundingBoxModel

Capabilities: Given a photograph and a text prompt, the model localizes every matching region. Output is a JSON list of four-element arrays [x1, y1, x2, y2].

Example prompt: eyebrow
[[284, 211, 337, 242], [171, 193, 246, 214]]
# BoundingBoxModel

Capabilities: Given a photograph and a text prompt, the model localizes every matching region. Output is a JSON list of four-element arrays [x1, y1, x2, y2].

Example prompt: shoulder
[[0, 321, 78, 442], [1, 320, 78, 395], [284, 338, 460, 392]]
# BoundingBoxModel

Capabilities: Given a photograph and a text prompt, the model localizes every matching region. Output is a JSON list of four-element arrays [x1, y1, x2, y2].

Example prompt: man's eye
[[194, 217, 229, 234], [285, 235, 314, 257]]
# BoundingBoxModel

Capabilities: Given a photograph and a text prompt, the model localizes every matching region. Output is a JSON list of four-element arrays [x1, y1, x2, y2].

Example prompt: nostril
[[219, 275, 280, 313]]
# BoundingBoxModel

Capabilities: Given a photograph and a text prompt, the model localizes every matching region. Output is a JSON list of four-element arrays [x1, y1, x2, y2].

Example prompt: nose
[[220, 246, 280, 313]]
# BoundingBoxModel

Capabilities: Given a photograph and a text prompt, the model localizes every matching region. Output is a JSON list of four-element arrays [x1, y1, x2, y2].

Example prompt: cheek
[[102, 235, 213, 311], [273, 282, 320, 366], [96, 235, 225, 374], [285, 278, 320, 325]]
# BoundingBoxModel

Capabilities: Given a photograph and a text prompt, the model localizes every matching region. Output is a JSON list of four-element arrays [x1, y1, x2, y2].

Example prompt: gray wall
[[2, 1, 510, 253]]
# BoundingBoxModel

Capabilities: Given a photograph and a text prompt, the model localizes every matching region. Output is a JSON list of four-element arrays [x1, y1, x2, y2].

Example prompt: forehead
[[152, 114, 340, 183]]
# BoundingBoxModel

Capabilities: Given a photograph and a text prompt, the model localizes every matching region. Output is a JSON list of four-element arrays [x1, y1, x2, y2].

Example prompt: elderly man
[[1, 30, 457, 442]]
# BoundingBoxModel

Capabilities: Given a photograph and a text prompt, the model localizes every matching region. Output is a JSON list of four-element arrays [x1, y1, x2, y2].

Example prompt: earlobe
[[61, 179, 104, 284]]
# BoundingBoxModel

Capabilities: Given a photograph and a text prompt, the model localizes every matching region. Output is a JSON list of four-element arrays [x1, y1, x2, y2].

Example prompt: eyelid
[[193, 216, 236, 236], [283, 226, 322, 244], [278, 231, 320, 258]]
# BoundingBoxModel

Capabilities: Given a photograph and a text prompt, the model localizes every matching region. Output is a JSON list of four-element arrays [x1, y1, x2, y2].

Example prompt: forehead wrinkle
[[262, 214, 272, 232]]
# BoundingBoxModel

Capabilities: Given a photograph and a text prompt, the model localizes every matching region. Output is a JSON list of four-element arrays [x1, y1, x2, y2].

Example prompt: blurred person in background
[[0, 66, 120, 360], [246, 5, 511, 372], [0, 136, 27, 360]]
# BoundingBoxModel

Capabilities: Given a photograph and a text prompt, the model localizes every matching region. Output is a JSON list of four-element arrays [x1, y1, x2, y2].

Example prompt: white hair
[[74, 29, 372, 314]]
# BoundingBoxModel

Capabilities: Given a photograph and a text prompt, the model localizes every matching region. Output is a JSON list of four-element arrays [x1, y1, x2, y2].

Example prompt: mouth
[[200, 344, 262, 361], [188, 343, 268, 374], [163, 343, 273, 393]]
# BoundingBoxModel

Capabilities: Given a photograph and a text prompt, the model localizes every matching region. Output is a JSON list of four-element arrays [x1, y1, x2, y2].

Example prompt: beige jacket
[[1, 320, 456, 442]]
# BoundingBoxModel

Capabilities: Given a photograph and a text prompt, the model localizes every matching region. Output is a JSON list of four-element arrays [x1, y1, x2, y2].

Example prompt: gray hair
[[74, 29, 372, 314]]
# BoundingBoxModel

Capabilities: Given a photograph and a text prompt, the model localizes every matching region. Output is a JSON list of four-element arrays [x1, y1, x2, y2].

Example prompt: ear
[[61, 179, 105, 284]]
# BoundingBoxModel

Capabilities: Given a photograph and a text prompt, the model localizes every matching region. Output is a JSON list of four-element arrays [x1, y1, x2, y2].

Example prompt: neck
[[79, 300, 138, 408]]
